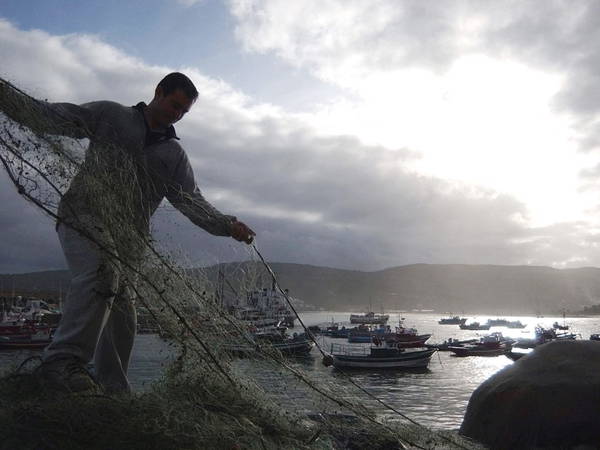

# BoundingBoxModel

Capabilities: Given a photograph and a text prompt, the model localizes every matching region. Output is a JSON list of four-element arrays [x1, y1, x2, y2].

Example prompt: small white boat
[[328, 342, 436, 369]]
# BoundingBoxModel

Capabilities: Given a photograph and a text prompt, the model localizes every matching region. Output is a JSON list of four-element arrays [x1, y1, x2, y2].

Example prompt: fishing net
[[0, 77, 480, 449]]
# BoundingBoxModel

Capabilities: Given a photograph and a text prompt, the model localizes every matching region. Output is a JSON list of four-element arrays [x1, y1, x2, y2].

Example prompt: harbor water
[[2, 311, 599, 430]]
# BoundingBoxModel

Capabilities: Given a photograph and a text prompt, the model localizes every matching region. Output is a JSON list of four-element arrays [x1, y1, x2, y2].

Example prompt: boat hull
[[0, 340, 51, 349], [332, 348, 436, 369], [449, 345, 510, 357], [227, 339, 315, 356]]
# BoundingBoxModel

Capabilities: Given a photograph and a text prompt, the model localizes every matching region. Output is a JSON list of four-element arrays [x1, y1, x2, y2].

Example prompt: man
[[1, 73, 255, 393]]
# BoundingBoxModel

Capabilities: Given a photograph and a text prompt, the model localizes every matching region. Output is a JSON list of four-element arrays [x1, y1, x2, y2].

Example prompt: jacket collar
[[133, 102, 179, 145]]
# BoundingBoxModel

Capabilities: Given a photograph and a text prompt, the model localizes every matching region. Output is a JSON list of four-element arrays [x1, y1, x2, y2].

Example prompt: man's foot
[[37, 355, 99, 393]]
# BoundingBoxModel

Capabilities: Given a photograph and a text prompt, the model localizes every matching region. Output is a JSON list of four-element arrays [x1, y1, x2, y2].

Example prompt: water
[[2, 312, 599, 430]]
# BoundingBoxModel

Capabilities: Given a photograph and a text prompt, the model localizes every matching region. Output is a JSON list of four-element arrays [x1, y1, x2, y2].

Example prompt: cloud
[[1, 17, 599, 273], [229, 1, 600, 147]]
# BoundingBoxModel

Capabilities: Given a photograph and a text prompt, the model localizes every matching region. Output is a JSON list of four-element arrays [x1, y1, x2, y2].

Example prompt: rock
[[460, 340, 600, 449]]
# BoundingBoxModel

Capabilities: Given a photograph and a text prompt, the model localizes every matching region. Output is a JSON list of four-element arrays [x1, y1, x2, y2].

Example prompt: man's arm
[[0, 77, 103, 139], [166, 151, 255, 242]]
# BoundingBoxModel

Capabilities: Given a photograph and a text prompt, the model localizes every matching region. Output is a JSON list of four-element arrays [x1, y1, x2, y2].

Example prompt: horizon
[[2, 260, 600, 276]]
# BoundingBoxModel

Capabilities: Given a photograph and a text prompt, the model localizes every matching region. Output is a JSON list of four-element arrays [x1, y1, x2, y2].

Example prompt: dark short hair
[[157, 72, 198, 100]]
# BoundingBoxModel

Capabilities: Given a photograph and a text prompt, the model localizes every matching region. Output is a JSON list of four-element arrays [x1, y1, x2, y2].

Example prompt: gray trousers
[[44, 218, 137, 392]]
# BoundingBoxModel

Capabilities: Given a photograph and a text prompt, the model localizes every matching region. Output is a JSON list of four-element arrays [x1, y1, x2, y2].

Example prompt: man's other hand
[[231, 221, 256, 244]]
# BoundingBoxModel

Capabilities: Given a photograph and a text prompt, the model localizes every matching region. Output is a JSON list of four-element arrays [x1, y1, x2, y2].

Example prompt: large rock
[[460, 340, 600, 449]]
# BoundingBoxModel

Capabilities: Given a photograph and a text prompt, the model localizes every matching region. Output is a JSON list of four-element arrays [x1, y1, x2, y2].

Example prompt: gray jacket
[[1, 85, 234, 236]]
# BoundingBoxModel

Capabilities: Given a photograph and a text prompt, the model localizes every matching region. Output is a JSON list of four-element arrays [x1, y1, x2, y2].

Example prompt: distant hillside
[[3, 263, 600, 314]]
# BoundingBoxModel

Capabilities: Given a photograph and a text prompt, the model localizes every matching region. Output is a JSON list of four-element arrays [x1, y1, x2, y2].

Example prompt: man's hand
[[231, 220, 256, 244]]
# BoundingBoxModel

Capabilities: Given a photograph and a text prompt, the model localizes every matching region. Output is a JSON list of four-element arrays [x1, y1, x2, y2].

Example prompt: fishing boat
[[318, 320, 351, 338], [328, 342, 437, 369], [226, 328, 314, 356], [349, 311, 389, 325], [459, 321, 491, 330], [553, 321, 569, 331], [506, 320, 526, 329], [448, 332, 512, 357], [438, 316, 467, 325], [487, 318, 510, 327], [514, 326, 577, 348], [347, 324, 392, 343], [378, 319, 431, 348], [229, 284, 297, 328], [505, 348, 533, 361], [427, 337, 478, 351], [0, 326, 53, 349]]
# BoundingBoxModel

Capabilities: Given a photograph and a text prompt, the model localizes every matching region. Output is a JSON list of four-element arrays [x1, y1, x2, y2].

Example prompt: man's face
[[154, 88, 195, 127]]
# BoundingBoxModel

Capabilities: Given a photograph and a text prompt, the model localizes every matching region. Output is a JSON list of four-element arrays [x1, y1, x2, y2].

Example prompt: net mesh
[[0, 77, 480, 449]]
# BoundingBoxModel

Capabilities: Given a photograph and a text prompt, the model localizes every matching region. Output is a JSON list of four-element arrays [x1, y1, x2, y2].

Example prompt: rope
[[250, 243, 471, 450]]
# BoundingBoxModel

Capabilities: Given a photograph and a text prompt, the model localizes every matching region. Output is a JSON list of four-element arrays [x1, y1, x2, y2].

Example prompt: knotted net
[[0, 77, 479, 449]]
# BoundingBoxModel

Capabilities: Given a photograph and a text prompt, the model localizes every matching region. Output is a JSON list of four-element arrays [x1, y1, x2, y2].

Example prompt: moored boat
[[438, 316, 467, 325], [226, 328, 314, 356], [514, 326, 577, 348], [0, 327, 53, 349], [506, 320, 526, 329], [319, 321, 351, 338], [459, 321, 491, 330], [505, 348, 533, 361], [349, 311, 389, 325], [381, 319, 431, 348], [427, 338, 478, 351], [347, 324, 379, 343], [448, 332, 513, 357], [553, 321, 569, 331], [329, 342, 436, 369]]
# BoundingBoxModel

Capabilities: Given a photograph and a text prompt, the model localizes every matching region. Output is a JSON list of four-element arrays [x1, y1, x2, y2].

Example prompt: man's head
[[148, 72, 198, 129]]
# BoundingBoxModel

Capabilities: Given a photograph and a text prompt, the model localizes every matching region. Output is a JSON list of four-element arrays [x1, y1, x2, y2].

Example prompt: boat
[[438, 316, 467, 325], [590, 334, 600, 341], [459, 321, 491, 330], [229, 283, 297, 328], [553, 321, 569, 331], [347, 324, 379, 343], [318, 319, 351, 338], [381, 319, 431, 348], [505, 348, 533, 361], [384, 331, 431, 348], [0, 326, 53, 349], [427, 338, 478, 351], [226, 327, 314, 356], [448, 332, 513, 357], [487, 318, 510, 327], [514, 326, 577, 348], [553, 311, 569, 330], [328, 342, 437, 369], [349, 311, 389, 325], [506, 320, 526, 329]]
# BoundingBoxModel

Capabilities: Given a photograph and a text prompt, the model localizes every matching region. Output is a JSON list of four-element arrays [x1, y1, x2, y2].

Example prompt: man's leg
[[41, 219, 120, 391], [93, 279, 137, 393]]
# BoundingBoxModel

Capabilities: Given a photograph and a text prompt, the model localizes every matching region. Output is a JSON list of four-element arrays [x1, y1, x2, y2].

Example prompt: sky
[[1, 0, 600, 273]]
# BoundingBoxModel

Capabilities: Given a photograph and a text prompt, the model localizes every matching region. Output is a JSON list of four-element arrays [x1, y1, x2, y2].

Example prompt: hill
[[3, 263, 600, 315]]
